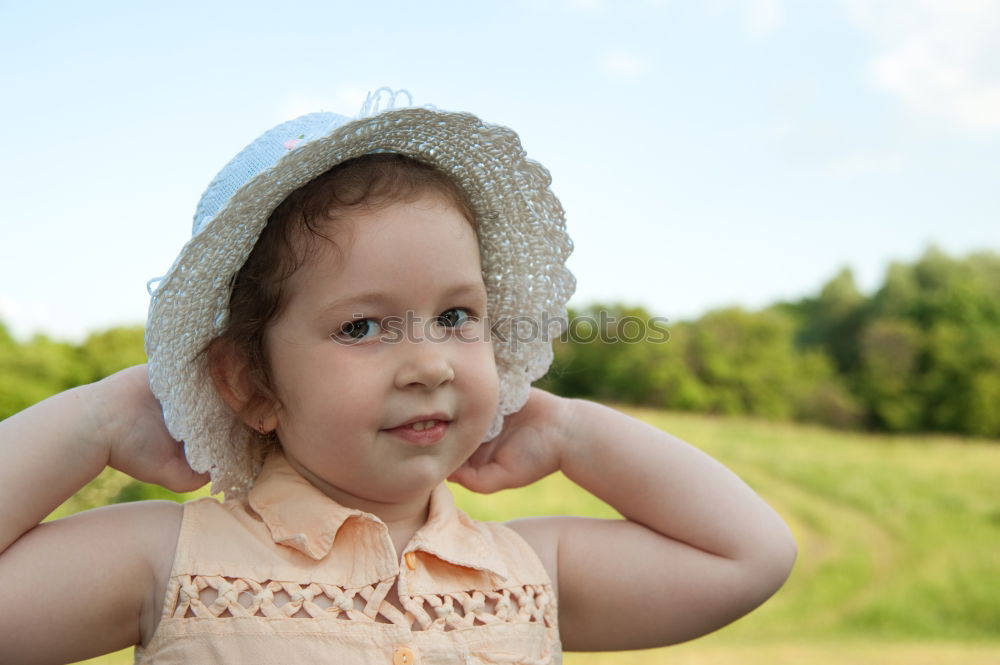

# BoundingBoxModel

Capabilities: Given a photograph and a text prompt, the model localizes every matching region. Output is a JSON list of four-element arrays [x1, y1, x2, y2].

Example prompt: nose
[[394, 336, 456, 390]]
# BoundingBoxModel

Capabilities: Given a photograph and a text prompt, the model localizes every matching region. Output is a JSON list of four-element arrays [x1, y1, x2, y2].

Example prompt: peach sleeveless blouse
[[135, 452, 561, 664]]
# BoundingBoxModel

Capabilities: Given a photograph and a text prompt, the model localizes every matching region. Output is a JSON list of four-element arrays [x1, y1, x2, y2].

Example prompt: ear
[[207, 339, 279, 433]]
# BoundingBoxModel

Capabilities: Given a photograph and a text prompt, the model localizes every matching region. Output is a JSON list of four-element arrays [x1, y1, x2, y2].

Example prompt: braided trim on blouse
[[167, 574, 556, 633]]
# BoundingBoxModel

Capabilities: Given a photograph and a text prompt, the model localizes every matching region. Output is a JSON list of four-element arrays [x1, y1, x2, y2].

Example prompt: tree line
[[538, 245, 1000, 439], [2, 245, 998, 439]]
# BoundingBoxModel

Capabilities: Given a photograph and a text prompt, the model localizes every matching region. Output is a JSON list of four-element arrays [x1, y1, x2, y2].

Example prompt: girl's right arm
[[0, 365, 208, 665]]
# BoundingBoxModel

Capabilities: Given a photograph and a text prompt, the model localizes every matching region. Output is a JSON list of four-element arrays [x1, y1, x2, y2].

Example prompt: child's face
[[263, 191, 499, 505]]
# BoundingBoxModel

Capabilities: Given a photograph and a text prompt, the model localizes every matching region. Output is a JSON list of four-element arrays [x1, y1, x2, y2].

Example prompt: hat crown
[[192, 112, 351, 235]]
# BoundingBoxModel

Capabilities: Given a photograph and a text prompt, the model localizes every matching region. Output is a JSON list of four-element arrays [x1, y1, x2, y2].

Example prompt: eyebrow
[[320, 281, 487, 313]]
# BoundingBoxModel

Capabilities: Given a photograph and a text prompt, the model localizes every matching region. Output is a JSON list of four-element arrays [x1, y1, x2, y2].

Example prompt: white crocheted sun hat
[[146, 89, 576, 495]]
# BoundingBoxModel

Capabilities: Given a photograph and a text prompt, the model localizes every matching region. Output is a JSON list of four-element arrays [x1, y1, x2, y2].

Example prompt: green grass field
[[63, 406, 1000, 664]]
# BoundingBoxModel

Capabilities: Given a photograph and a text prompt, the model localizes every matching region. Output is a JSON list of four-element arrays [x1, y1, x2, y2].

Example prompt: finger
[[446, 440, 496, 487], [465, 438, 500, 466], [447, 463, 474, 487]]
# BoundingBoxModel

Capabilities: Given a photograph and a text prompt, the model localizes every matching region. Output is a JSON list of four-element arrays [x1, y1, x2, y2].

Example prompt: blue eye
[[438, 308, 471, 328], [337, 318, 379, 341]]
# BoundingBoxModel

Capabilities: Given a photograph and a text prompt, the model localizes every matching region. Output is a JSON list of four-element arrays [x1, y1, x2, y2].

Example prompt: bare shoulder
[[0, 500, 184, 664], [504, 516, 570, 595], [122, 498, 185, 567], [125, 500, 186, 642], [44, 499, 184, 578]]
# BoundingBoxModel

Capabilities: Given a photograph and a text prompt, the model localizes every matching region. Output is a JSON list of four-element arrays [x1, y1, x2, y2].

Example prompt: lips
[[388, 413, 451, 430], [382, 413, 452, 446]]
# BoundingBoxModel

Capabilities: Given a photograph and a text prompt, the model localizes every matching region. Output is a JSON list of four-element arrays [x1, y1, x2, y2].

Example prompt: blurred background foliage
[[539, 245, 1000, 439]]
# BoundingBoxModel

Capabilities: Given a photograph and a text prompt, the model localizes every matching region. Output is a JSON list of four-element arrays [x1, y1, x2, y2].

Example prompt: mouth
[[404, 419, 444, 431], [382, 413, 452, 446]]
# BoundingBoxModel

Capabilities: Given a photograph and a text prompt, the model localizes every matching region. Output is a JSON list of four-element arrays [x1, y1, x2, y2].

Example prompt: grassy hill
[[65, 405, 999, 664]]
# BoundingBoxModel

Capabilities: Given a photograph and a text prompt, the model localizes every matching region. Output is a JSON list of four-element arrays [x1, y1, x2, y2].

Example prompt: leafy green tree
[[857, 246, 1000, 437], [872, 246, 1000, 327], [0, 332, 90, 419], [0, 322, 146, 420], [79, 325, 146, 382], [788, 267, 867, 375], [856, 318, 925, 431], [542, 304, 665, 402], [686, 306, 853, 423], [920, 321, 1000, 437]]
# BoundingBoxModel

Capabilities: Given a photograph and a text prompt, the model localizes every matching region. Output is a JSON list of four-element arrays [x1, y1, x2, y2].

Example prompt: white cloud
[[748, 0, 783, 35], [705, 0, 783, 35], [847, 0, 1000, 133], [565, 0, 603, 12], [599, 49, 649, 81]]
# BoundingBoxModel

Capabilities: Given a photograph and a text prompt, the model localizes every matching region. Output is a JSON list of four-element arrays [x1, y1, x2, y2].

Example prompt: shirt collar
[[246, 452, 508, 581]]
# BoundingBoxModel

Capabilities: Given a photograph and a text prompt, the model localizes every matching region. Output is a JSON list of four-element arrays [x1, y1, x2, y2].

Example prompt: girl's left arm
[[449, 389, 797, 651]]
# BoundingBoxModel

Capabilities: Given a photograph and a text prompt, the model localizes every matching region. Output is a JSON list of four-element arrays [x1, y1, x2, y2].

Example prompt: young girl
[[0, 89, 796, 664]]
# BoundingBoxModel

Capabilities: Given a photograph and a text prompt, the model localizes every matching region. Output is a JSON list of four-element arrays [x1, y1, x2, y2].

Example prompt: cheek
[[269, 346, 382, 420], [309, 354, 385, 408], [462, 339, 500, 410]]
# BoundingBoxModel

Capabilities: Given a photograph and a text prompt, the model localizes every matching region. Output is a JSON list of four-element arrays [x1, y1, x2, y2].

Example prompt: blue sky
[[1, 0, 997, 340]]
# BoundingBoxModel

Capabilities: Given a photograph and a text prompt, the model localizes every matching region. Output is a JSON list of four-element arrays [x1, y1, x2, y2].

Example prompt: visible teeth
[[410, 420, 438, 431]]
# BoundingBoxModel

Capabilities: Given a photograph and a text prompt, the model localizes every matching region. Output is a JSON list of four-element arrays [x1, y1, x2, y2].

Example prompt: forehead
[[287, 192, 484, 300]]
